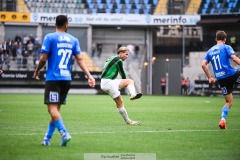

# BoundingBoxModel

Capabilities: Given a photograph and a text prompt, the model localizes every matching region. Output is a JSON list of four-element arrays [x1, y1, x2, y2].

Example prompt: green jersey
[[101, 55, 126, 79]]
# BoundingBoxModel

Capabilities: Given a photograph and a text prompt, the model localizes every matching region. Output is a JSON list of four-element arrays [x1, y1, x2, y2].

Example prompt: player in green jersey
[[101, 46, 142, 125]]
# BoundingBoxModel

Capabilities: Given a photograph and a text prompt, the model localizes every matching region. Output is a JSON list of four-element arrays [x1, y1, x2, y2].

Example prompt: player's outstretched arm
[[231, 55, 240, 65], [75, 54, 95, 88]]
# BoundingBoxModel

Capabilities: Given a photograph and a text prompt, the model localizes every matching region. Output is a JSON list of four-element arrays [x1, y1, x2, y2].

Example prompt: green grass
[[0, 94, 240, 160]]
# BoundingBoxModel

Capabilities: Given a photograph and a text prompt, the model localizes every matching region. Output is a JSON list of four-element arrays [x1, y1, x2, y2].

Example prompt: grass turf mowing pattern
[[0, 94, 240, 160]]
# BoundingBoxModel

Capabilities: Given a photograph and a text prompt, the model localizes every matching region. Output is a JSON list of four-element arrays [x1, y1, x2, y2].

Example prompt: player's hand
[[208, 77, 215, 84], [34, 71, 40, 80], [0, 70, 3, 75], [88, 76, 95, 88]]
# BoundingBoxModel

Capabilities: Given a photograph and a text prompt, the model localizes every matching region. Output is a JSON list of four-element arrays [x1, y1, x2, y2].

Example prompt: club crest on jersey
[[49, 92, 59, 102], [58, 36, 71, 42]]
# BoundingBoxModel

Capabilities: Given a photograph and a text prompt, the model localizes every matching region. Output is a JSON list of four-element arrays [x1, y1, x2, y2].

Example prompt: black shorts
[[218, 71, 240, 95], [44, 81, 71, 104]]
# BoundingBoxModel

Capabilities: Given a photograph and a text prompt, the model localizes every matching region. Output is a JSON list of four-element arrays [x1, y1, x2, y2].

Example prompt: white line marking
[[3, 129, 240, 136]]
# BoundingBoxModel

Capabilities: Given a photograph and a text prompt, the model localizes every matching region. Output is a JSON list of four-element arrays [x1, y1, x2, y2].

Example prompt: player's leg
[[114, 96, 140, 125], [57, 81, 71, 146], [219, 93, 233, 129], [119, 79, 142, 100]]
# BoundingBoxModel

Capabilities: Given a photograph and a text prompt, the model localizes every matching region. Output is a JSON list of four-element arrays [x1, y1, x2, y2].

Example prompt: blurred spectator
[[230, 35, 237, 51], [97, 43, 102, 58], [16, 43, 22, 68], [15, 34, 22, 45], [134, 45, 140, 59], [91, 42, 96, 58], [185, 77, 190, 95], [181, 77, 187, 95], [12, 41, 17, 61], [22, 47, 29, 69], [27, 41, 34, 55], [23, 34, 29, 48], [160, 76, 166, 95]]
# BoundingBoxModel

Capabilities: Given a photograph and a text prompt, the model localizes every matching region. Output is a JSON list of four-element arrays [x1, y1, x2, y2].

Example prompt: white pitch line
[[3, 129, 240, 136]]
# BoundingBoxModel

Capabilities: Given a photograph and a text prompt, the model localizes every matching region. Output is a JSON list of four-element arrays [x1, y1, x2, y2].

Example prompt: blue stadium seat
[[115, 0, 121, 4], [201, 8, 207, 14], [115, 8, 121, 13], [143, 9, 149, 14], [145, 4, 151, 10], [105, 8, 112, 13], [125, 8, 131, 14], [91, 8, 97, 13], [204, 3, 208, 9], [106, 0, 112, 4], [107, 3, 113, 9], [86, 0, 92, 4], [98, 3, 104, 9], [116, 4, 122, 9], [210, 8, 215, 14], [136, 4, 142, 9], [134, 0, 140, 4], [152, 0, 158, 5], [96, 0, 101, 4], [125, 0, 130, 4], [134, 9, 140, 14], [226, 8, 231, 13], [88, 3, 94, 9], [125, 4, 132, 9], [143, 0, 149, 4]]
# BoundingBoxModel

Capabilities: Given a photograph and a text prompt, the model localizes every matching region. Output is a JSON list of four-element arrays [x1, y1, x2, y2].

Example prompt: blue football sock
[[45, 122, 55, 140], [55, 119, 68, 135], [221, 106, 229, 120]]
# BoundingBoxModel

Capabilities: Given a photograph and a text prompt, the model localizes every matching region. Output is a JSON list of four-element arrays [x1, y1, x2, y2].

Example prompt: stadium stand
[[23, 0, 158, 14], [198, 0, 240, 14]]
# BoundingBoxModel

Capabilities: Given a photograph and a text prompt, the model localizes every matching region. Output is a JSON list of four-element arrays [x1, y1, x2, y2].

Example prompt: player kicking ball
[[100, 46, 142, 125]]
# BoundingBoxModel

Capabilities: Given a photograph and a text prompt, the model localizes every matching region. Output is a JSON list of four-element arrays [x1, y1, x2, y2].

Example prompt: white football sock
[[127, 84, 136, 96], [118, 107, 131, 122]]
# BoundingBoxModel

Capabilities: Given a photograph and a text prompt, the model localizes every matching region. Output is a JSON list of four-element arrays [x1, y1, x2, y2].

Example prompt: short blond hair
[[117, 46, 129, 54]]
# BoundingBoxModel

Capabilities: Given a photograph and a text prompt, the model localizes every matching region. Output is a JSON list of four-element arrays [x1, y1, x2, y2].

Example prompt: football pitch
[[0, 94, 240, 160]]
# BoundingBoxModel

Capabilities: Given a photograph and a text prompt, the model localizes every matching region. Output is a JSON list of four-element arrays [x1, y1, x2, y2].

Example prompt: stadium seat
[[116, 4, 122, 9], [134, 8, 140, 14], [143, 8, 150, 14], [136, 4, 142, 9], [201, 8, 207, 14], [125, 8, 131, 14], [143, 0, 149, 4], [152, 0, 158, 5], [98, 3, 104, 9], [125, 4, 132, 9], [106, 3, 113, 9], [91, 8, 97, 13], [124, 0, 130, 4], [88, 3, 94, 9], [115, 0, 121, 4], [115, 8, 121, 13], [105, 8, 112, 13]]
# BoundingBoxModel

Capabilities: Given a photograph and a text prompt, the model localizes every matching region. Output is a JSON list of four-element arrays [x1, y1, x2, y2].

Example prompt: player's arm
[[231, 55, 240, 65], [117, 60, 126, 79], [75, 54, 95, 88], [201, 59, 215, 84], [34, 53, 48, 80]]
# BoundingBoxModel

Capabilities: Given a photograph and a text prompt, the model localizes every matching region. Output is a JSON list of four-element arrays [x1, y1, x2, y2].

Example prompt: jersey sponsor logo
[[41, 45, 46, 50], [49, 92, 59, 102], [60, 69, 70, 76], [215, 71, 225, 78], [58, 36, 71, 42]]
